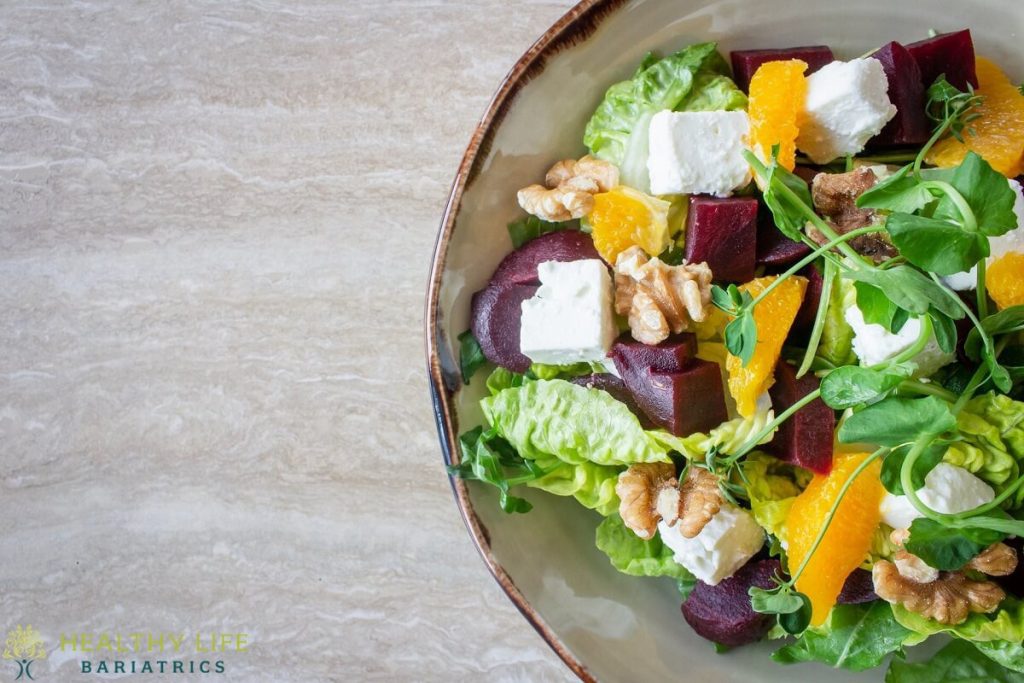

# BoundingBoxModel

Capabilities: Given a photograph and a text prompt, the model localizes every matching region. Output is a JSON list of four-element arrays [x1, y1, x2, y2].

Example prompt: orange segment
[[746, 60, 808, 172], [589, 187, 671, 263], [726, 276, 807, 418], [926, 57, 1024, 177], [987, 252, 1024, 309], [786, 452, 884, 626]]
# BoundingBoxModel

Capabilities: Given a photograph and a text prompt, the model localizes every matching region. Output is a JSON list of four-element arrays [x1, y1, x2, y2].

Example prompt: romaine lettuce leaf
[[481, 379, 672, 466], [772, 602, 912, 672], [528, 456, 621, 516], [819, 275, 857, 367], [892, 598, 1024, 673], [583, 42, 744, 192], [595, 513, 695, 587]]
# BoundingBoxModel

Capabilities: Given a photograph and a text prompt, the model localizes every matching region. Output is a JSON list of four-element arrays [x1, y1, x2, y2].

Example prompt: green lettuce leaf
[[583, 42, 743, 192], [946, 392, 1024, 509], [595, 513, 695, 588], [481, 379, 672, 466], [650, 405, 776, 459], [885, 638, 1024, 682], [528, 361, 605, 380], [819, 276, 858, 367], [485, 366, 525, 395], [772, 602, 912, 672], [892, 598, 1024, 673], [528, 456, 621, 516], [741, 452, 809, 539]]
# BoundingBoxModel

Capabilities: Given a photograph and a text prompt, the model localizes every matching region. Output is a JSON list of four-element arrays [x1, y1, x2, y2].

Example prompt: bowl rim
[[423, 0, 628, 679]]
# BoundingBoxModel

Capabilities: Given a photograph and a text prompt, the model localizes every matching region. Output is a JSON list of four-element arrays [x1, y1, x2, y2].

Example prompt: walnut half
[[873, 540, 1018, 625], [517, 155, 619, 222], [614, 246, 713, 345], [616, 464, 723, 540]]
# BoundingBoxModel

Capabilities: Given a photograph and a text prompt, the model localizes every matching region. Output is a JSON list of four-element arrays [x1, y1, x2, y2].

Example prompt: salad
[[451, 28, 1024, 679]]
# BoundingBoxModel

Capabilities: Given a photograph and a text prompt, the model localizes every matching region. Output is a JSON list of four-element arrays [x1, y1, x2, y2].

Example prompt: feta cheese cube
[[796, 59, 897, 164], [880, 463, 995, 529], [843, 303, 953, 377], [519, 259, 616, 365], [658, 504, 764, 585], [942, 179, 1024, 291], [647, 110, 752, 197]]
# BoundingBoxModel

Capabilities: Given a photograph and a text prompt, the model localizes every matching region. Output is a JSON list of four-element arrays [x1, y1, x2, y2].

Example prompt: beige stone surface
[[0, 1, 575, 680]]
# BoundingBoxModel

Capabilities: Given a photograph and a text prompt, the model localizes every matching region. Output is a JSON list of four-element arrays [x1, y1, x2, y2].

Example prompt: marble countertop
[[1, 2, 575, 680]]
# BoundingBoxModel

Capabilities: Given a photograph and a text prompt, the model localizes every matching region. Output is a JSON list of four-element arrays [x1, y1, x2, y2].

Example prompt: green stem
[[788, 448, 888, 585], [797, 260, 837, 378], [976, 258, 989, 319], [919, 180, 979, 232], [914, 115, 957, 180], [746, 226, 883, 311], [897, 379, 957, 402]]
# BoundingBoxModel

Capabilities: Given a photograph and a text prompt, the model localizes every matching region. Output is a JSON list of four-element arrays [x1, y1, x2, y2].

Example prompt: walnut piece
[[517, 155, 619, 222], [873, 561, 1005, 625], [967, 543, 1019, 576], [616, 464, 724, 540], [614, 246, 713, 345], [810, 167, 897, 264], [616, 463, 677, 540], [893, 550, 940, 584]]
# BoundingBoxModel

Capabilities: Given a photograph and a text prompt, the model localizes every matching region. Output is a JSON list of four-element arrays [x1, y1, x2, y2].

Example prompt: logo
[[3, 626, 46, 681]]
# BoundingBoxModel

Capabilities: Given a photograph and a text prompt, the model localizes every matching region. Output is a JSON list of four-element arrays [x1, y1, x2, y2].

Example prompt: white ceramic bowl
[[426, 2, 1023, 680]]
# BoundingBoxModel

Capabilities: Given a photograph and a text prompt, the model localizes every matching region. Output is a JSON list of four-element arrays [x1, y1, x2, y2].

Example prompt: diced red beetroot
[[624, 361, 729, 436], [905, 29, 978, 91], [869, 42, 930, 147], [794, 264, 824, 333], [571, 373, 654, 428], [837, 569, 878, 604], [757, 200, 811, 268], [489, 230, 600, 287], [682, 559, 781, 647], [608, 333, 698, 375], [685, 196, 758, 283], [730, 46, 834, 93], [767, 361, 835, 474], [470, 283, 536, 373]]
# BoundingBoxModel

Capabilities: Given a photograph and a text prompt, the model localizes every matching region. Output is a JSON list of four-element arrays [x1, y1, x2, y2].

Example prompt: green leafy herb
[[843, 266, 964, 319], [857, 164, 937, 214], [838, 396, 957, 447], [750, 585, 813, 635], [925, 75, 984, 144], [820, 365, 913, 409], [458, 330, 487, 384], [855, 281, 910, 333], [448, 426, 547, 513], [885, 638, 1024, 683], [506, 215, 573, 249], [965, 306, 1024, 361], [772, 602, 912, 672], [932, 151, 1018, 237], [930, 310, 958, 354], [884, 211, 990, 275], [879, 441, 949, 495], [904, 517, 1007, 570], [724, 313, 758, 365]]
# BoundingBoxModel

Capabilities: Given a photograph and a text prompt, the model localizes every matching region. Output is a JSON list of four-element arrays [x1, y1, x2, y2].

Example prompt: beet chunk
[[624, 361, 728, 436], [767, 361, 835, 474], [685, 196, 758, 283], [869, 42, 930, 147], [571, 373, 654, 428], [609, 333, 698, 375], [757, 205, 811, 268], [730, 46, 834, 93], [489, 230, 600, 287], [837, 569, 878, 604], [905, 29, 978, 91], [470, 283, 536, 373], [682, 559, 780, 647], [794, 264, 824, 333]]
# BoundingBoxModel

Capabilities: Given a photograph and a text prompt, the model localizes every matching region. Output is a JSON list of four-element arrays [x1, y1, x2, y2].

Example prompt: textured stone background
[[0, 1, 575, 680]]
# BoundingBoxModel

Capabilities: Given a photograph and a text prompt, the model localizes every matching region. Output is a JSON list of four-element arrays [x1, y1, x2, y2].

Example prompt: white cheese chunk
[[658, 504, 764, 585], [942, 179, 1024, 291], [880, 463, 996, 530], [843, 303, 953, 377], [647, 110, 752, 197], [519, 259, 616, 365], [796, 59, 897, 164]]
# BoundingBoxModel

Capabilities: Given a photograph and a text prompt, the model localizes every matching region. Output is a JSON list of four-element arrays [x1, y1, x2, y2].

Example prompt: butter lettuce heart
[[527, 456, 621, 516], [740, 451, 808, 540], [945, 392, 1024, 509], [595, 513, 695, 585]]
